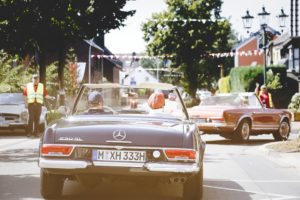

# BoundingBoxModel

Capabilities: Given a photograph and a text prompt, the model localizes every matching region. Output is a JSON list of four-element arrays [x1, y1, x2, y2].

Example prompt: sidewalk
[[291, 121, 300, 133], [259, 121, 300, 169]]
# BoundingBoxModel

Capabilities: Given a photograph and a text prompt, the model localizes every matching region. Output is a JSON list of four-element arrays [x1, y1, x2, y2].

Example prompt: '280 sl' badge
[[112, 130, 126, 141]]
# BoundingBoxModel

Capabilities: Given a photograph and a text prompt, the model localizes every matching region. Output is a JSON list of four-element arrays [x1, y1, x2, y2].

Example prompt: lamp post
[[242, 6, 288, 85]]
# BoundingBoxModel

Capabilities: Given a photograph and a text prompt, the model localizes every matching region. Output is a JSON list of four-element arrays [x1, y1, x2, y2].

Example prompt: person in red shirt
[[255, 83, 273, 108], [23, 74, 53, 138]]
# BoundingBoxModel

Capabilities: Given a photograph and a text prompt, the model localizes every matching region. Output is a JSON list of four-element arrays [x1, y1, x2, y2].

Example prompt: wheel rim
[[241, 122, 250, 140], [279, 121, 289, 139]]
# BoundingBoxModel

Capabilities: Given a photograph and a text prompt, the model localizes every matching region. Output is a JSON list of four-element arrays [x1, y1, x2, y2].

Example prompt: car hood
[[188, 105, 237, 119], [50, 115, 194, 148], [0, 104, 26, 115]]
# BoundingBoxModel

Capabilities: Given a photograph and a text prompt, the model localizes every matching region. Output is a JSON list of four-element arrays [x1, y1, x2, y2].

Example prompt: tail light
[[164, 149, 196, 161], [41, 145, 74, 157], [210, 117, 225, 123]]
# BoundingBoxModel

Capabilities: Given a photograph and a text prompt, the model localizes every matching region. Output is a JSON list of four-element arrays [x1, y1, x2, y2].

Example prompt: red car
[[188, 93, 292, 142]]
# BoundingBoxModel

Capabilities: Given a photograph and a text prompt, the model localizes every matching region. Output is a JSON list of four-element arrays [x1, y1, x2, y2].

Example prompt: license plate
[[92, 150, 146, 162]]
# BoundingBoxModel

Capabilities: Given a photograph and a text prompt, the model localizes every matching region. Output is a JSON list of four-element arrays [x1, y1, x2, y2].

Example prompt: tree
[[0, 50, 33, 92], [0, 0, 135, 86], [142, 0, 234, 98]]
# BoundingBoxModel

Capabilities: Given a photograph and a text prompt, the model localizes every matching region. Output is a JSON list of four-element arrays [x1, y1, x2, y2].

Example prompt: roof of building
[[233, 25, 281, 51], [84, 39, 122, 69]]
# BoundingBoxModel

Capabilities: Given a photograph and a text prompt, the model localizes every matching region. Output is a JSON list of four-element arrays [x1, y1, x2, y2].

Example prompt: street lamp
[[242, 6, 288, 85], [278, 8, 289, 31], [241, 10, 254, 33]]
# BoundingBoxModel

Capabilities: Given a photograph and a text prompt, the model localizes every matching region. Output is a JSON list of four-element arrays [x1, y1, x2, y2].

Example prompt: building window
[[289, 47, 294, 71], [295, 48, 299, 72]]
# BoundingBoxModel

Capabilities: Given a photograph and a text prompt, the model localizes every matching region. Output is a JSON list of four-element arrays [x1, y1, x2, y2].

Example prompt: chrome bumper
[[39, 158, 199, 173]]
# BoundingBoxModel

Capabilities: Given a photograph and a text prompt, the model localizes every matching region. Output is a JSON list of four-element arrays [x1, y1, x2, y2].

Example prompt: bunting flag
[[91, 49, 265, 60], [154, 18, 225, 23]]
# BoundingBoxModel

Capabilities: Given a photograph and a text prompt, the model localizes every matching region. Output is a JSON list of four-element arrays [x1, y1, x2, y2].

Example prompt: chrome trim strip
[[46, 143, 196, 151], [145, 163, 199, 173], [93, 161, 144, 168], [39, 158, 200, 173], [39, 158, 88, 169], [198, 122, 228, 127], [105, 140, 133, 144]]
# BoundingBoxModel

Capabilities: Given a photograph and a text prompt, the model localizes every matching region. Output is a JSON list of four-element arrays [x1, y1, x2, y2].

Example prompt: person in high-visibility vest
[[23, 74, 53, 138], [255, 83, 274, 108]]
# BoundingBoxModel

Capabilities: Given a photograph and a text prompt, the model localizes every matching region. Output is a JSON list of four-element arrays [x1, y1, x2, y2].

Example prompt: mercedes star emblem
[[112, 130, 127, 141]]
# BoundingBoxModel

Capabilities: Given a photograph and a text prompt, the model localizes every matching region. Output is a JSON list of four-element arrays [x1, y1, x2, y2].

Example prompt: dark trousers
[[27, 103, 42, 136]]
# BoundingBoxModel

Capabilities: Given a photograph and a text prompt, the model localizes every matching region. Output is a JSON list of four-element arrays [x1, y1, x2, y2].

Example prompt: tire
[[273, 120, 290, 141], [183, 166, 203, 200], [234, 120, 250, 142], [40, 169, 64, 199]]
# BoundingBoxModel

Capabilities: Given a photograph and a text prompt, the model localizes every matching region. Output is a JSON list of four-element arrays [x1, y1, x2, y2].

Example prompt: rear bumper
[[38, 158, 200, 174], [0, 122, 26, 129]]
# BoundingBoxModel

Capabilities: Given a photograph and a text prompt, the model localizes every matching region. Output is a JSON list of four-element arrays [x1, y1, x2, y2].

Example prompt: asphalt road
[[0, 131, 300, 200]]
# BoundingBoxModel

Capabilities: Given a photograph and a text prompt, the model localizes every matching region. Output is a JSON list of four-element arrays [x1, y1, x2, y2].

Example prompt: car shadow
[[0, 174, 268, 200], [61, 179, 182, 200], [205, 138, 274, 146], [0, 130, 26, 136]]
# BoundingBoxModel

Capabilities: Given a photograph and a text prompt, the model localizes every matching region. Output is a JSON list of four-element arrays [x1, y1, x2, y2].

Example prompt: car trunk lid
[[53, 116, 188, 148], [188, 105, 236, 119]]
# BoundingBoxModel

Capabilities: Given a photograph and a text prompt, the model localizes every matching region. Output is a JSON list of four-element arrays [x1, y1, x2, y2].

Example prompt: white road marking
[[208, 179, 300, 183], [204, 184, 300, 200]]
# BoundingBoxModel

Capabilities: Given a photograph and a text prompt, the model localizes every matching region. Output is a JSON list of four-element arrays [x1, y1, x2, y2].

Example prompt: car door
[[248, 94, 279, 131]]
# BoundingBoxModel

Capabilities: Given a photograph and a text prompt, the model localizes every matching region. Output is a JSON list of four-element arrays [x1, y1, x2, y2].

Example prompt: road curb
[[259, 142, 300, 169]]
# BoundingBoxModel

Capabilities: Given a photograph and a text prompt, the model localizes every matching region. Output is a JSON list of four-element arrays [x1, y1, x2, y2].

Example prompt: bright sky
[[105, 0, 290, 54]]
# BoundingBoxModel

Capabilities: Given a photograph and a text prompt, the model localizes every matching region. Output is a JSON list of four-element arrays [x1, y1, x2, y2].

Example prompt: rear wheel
[[40, 169, 64, 199], [273, 120, 290, 141], [234, 120, 250, 142], [183, 166, 203, 200]]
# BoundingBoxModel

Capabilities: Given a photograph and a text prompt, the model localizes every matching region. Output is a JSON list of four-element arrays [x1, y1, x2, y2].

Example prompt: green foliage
[[46, 62, 60, 96], [64, 48, 79, 96], [45, 48, 80, 98], [228, 65, 284, 92], [267, 73, 283, 90], [142, 0, 235, 97], [0, 0, 135, 55], [0, 0, 135, 84], [0, 50, 34, 92], [218, 76, 230, 93], [140, 58, 157, 69], [47, 110, 63, 124], [288, 93, 300, 112], [229, 66, 263, 92]]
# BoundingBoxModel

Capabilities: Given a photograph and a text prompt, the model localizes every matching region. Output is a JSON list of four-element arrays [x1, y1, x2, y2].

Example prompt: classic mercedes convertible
[[38, 83, 205, 199]]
